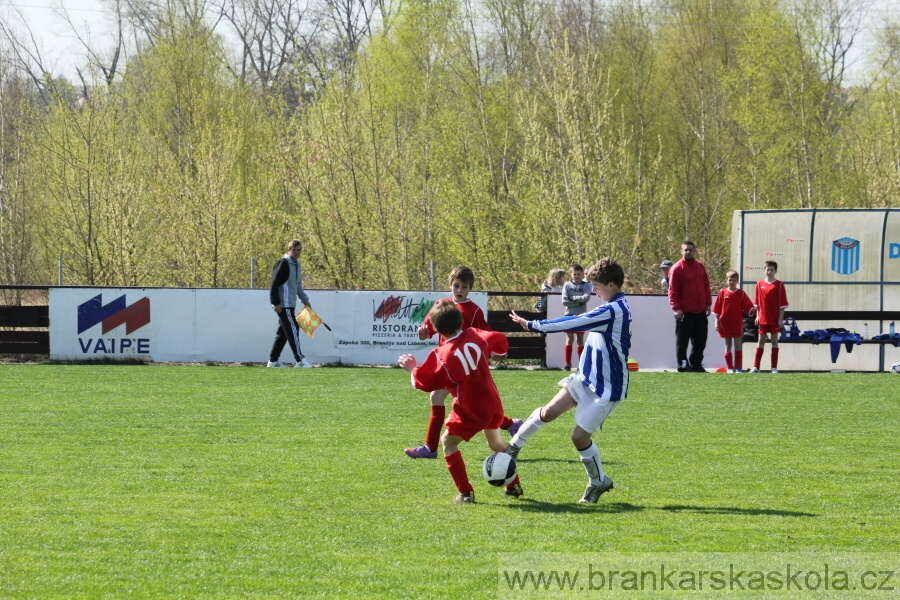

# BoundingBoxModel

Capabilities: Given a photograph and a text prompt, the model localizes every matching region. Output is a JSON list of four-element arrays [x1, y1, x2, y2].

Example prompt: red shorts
[[445, 411, 503, 441], [758, 323, 782, 334], [717, 324, 744, 338]]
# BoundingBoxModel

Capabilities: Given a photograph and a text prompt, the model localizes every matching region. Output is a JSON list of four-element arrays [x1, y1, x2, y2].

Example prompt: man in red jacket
[[668, 241, 712, 372]]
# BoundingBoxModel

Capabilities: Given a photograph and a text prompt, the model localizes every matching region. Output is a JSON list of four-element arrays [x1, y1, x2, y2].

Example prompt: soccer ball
[[891, 361, 900, 374], [483, 452, 517, 487]]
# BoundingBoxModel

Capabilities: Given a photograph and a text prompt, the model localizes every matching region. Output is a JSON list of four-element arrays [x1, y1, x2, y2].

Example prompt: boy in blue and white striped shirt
[[507, 257, 631, 503]]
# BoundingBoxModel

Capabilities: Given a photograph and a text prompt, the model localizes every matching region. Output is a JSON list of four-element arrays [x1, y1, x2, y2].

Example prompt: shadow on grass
[[506, 499, 646, 514], [502, 500, 817, 518], [517, 458, 623, 466], [659, 505, 818, 518]]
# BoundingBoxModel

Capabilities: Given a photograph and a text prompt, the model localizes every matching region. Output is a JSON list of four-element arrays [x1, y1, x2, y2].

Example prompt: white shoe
[[295, 357, 313, 368], [748, 367, 760, 373], [771, 369, 779, 374], [267, 361, 284, 368]]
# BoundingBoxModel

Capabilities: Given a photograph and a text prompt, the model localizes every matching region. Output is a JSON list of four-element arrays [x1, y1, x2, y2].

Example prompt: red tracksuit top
[[668, 258, 711, 314]]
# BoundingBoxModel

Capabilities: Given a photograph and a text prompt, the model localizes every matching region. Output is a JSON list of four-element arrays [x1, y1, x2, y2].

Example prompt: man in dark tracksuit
[[268, 239, 313, 368]]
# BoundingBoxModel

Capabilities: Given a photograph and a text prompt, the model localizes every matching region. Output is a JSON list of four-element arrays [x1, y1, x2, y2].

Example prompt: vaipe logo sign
[[76, 294, 151, 355]]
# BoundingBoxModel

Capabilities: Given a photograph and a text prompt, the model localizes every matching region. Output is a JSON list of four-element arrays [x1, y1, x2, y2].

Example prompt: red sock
[[735, 351, 743, 370], [772, 348, 780, 369], [724, 352, 733, 370], [564, 345, 572, 367], [754, 347, 764, 369], [445, 450, 473, 494], [425, 406, 446, 453], [499, 415, 514, 430], [504, 474, 521, 490], [577, 345, 584, 360]]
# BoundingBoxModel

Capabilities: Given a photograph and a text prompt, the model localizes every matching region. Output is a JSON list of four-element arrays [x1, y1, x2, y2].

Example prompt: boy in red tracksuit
[[668, 241, 712, 372], [399, 301, 523, 503]]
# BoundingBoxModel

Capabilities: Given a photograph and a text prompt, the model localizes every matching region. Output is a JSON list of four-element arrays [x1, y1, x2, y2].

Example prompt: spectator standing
[[561, 264, 594, 370], [712, 270, 755, 373], [659, 260, 673, 292], [749, 260, 789, 374], [667, 241, 711, 372], [534, 268, 566, 312]]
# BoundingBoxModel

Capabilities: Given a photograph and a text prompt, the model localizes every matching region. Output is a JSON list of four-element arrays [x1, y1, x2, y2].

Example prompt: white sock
[[578, 442, 604, 485], [509, 407, 547, 447]]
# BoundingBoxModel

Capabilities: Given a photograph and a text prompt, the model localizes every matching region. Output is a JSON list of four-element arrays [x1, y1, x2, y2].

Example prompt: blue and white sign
[[831, 237, 860, 275]]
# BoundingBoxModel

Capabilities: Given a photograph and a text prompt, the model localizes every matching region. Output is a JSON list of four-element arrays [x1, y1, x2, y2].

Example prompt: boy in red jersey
[[404, 266, 521, 459], [750, 260, 789, 373], [399, 301, 522, 503], [712, 270, 755, 373]]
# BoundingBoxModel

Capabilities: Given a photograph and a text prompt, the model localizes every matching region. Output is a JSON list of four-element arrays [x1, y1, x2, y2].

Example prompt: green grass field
[[1, 365, 898, 598]]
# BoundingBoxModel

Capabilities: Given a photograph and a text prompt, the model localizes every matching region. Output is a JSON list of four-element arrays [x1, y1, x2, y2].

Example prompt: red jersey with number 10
[[411, 328, 508, 429], [755, 279, 788, 326]]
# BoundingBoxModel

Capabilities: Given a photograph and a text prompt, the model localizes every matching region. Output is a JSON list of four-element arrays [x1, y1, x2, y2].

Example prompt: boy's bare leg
[[506, 387, 577, 457]]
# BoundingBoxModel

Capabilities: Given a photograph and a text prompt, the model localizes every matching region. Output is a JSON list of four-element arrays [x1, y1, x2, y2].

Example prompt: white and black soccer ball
[[483, 452, 517, 487], [891, 361, 900, 374]]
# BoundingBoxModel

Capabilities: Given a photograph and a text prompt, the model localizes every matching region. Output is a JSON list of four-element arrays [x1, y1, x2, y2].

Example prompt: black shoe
[[691, 365, 707, 373], [505, 482, 524, 498], [677, 365, 688, 372]]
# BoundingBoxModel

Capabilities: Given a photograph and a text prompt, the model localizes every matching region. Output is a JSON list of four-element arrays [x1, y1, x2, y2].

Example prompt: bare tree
[[791, 0, 866, 88], [217, 0, 312, 85], [0, 0, 127, 102], [317, 0, 393, 70]]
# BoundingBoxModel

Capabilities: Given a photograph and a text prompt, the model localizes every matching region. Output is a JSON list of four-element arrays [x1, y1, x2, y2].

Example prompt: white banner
[[49, 288, 485, 365]]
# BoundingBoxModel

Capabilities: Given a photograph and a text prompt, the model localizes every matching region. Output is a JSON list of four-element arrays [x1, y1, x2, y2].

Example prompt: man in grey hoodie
[[268, 239, 313, 368]]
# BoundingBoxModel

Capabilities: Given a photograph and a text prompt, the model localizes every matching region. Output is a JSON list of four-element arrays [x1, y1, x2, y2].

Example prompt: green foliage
[[1, 0, 897, 291], [0, 366, 897, 596]]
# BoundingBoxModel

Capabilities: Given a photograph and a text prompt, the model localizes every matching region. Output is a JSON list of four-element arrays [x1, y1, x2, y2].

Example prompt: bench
[[487, 309, 546, 361], [485, 290, 547, 362], [746, 310, 900, 371], [0, 305, 50, 354]]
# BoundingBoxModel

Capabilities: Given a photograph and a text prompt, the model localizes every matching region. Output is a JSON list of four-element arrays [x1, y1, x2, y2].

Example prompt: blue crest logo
[[831, 237, 860, 275]]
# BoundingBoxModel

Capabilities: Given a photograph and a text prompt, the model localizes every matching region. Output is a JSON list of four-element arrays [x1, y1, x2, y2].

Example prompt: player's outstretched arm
[[509, 310, 529, 331]]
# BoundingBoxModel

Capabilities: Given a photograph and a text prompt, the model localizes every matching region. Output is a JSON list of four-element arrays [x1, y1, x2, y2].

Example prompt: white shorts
[[558, 373, 618, 434]]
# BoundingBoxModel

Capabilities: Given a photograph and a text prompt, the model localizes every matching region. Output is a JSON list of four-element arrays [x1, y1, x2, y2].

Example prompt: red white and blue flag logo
[[76, 294, 151, 355], [78, 294, 150, 334]]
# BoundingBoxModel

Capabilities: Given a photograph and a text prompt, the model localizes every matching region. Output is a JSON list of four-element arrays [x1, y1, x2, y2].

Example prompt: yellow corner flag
[[296, 305, 323, 338]]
